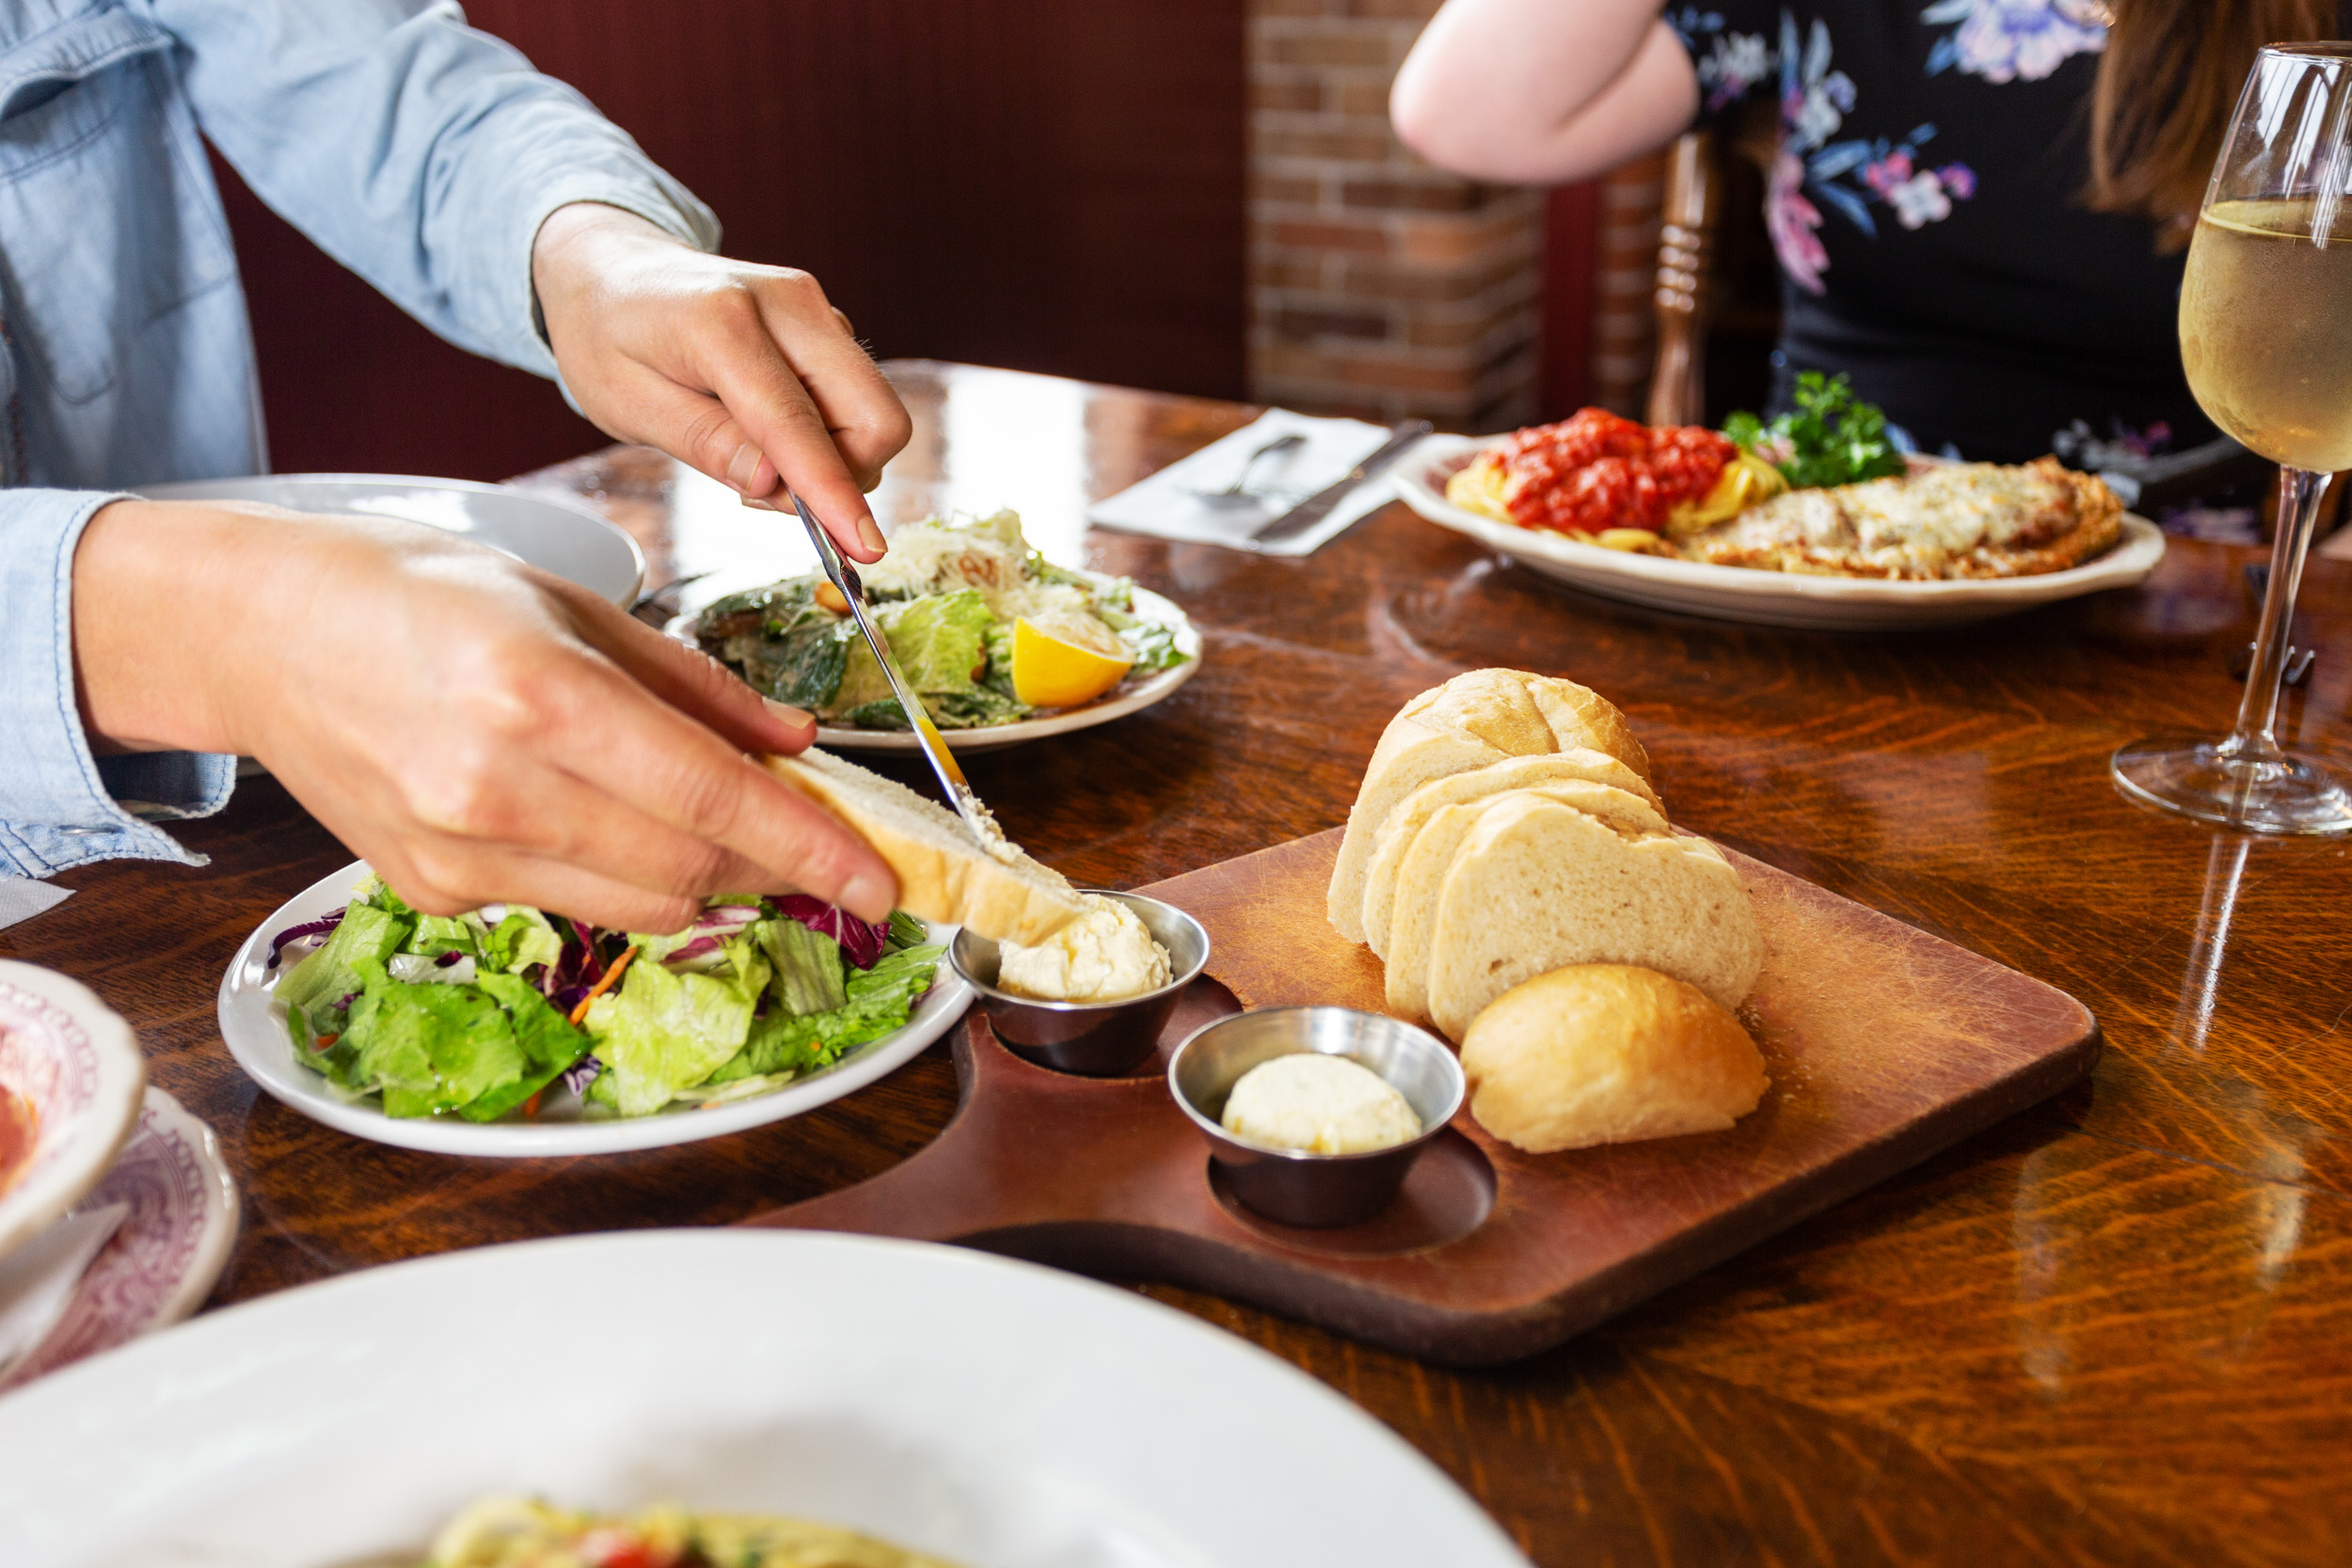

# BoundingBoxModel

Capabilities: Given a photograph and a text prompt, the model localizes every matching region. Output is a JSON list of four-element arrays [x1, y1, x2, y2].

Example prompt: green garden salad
[[269, 883, 943, 1121], [686, 509, 1190, 730]]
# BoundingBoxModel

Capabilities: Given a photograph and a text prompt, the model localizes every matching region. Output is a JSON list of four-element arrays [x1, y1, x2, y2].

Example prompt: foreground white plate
[[677, 582, 1203, 753], [215, 863, 971, 1157], [0, 1231, 1529, 1568], [137, 473, 645, 608], [1395, 434, 2167, 630]]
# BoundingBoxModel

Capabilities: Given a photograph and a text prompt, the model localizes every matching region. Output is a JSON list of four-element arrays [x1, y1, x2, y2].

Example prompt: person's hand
[[531, 202, 911, 563], [72, 500, 898, 932]]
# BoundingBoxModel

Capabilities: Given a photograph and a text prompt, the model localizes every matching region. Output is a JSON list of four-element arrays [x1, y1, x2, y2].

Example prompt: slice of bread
[[1460, 964, 1768, 1152], [1381, 782, 1663, 1020], [1326, 670, 1652, 943], [1424, 795, 1761, 1040], [1359, 753, 1664, 959], [761, 748, 1085, 945]]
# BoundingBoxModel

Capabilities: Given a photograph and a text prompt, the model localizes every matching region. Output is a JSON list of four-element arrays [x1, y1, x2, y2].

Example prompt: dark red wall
[[220, 1, 1247, 481]]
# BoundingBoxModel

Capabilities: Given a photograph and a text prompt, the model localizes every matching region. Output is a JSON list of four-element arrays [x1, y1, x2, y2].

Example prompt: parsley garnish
[[1724, 372, 1907, 489]]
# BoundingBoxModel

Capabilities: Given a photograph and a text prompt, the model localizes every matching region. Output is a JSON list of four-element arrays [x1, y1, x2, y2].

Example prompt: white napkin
[[0, 1201, 128, 1381], [0, 878, 70, 932], [1088, 409, 1408, 557]]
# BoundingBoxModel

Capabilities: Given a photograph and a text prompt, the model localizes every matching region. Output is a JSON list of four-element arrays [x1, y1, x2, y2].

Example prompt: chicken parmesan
[[1669, 456, 2124, 579]]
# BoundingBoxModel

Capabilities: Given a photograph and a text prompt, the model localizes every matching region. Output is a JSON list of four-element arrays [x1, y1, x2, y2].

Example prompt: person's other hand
[[531, 203, 910, 563], [72, 500, 897, 932]]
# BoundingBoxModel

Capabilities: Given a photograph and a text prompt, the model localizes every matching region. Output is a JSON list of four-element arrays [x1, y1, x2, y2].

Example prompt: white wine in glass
[[2112, 45, 2352, 835]]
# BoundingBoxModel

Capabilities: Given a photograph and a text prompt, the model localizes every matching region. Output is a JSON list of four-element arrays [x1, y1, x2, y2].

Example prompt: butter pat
[[1221, 1053, 1422, 1155], [996, 894, 1171, 1002]]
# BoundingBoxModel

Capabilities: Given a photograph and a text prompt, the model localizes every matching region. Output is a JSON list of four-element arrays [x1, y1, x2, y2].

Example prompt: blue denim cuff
[[0, 490, 236, 878]]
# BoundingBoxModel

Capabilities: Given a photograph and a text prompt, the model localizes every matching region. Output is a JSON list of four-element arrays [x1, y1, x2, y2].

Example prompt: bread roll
[[1359, 754, 1664, 960], [1326, 670, 1651, 942], [761, 748, 1085, 945], [1424, 795, 1760, 1040], [1460, 965, 1768, 1152]]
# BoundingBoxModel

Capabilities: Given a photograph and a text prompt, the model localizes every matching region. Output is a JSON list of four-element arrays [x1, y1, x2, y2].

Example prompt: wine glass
[[2112, 43, 2352, 834]]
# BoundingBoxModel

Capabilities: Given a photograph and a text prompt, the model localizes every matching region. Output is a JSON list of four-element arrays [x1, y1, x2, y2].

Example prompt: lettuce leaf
[[278, 901, 411, 1038], [340, 958, 528, 1118], [459, 973, 593, 1122], [711, 942, 943, 1083], [582, 958, 759, 1116], [756, 916, 847, 1017], [484, 907, 563, 975]]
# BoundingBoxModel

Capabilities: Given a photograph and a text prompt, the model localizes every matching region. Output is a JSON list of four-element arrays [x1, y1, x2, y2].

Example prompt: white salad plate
[[136, 473, 646, 608], [215, 862, 972, 1158], [0, 1229, 1530, 1568], [0, 962, 147, 1262], [1395, 434, 2168, 631], [679, 579, 1204, 754], [0, 1086, 239, 1393]]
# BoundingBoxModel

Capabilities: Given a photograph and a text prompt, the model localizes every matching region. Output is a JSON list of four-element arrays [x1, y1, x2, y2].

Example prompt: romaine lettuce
[[278, 901, 410, 1037], [582, 958, 759, 1117], [340, 957, 528, 1118]]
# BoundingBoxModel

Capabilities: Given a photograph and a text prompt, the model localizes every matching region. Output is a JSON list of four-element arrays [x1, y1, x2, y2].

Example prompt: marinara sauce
[[1496, 408, 1735, 535]]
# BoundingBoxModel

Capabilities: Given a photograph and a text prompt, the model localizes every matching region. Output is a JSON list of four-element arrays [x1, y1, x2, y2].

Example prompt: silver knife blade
[[1248, 419, 1433, 546], [784, 492, 1006, 849]]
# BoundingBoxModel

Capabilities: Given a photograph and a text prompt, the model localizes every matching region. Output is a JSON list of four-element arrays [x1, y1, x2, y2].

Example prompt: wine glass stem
[[2221, 466, 2333, 767]]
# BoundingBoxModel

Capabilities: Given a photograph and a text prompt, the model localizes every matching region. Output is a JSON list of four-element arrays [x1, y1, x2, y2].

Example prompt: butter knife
[[1248, 419, 1433, 546], [784, 491, 1005, 847]]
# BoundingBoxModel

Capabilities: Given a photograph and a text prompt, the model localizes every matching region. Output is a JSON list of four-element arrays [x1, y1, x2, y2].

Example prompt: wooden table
[[14, 361, 2350, 1565]]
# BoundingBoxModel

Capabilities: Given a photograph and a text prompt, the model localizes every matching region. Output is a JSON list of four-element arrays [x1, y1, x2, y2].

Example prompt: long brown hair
[[2089, 0, 2341, 244]]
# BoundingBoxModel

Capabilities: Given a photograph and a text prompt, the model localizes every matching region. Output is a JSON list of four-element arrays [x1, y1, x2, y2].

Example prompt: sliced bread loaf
[[1326, 669, 1652, 943], [761, 748, 1085, 945], [1380, 783, 1646, 1020], [1360, 755, 1665, 960], [1424, 795, 1761, 1040]]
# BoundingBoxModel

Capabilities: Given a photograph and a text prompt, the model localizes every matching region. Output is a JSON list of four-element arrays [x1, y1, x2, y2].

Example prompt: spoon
[[1193, 432, 1306, 508]]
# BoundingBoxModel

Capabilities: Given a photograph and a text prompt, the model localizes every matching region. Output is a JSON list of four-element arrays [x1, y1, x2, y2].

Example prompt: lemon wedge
[[1011, 613, 1135, 708]]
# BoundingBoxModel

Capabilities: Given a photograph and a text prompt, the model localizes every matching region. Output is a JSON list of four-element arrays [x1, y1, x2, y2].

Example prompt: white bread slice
[[760, 748, 1085, 945], [1424, 795, 1761, 1040], [1361, 756, 1664, 960], [1384, 783, 1651, 1020], [1327, 670, 1653, 943]]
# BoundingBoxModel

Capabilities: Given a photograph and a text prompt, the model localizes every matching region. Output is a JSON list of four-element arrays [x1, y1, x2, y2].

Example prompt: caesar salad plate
[[675, 579, 1204, 754], [0, 1230, 1529, 1568], [1394, 435, 2167, 631], [136, 473, 645, 608], [215, 862, 970, 1158]]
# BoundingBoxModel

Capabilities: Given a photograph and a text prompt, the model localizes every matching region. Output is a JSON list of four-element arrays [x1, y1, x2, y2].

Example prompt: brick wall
[[1247, 0, 1545, 431]]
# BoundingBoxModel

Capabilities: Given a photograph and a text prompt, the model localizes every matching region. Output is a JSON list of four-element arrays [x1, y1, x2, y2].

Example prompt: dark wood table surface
[[13, 361, 2350, 1565]]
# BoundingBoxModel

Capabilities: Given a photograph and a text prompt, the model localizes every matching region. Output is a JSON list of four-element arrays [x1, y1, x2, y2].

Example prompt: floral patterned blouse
[[1668, 1, 2215, 462]]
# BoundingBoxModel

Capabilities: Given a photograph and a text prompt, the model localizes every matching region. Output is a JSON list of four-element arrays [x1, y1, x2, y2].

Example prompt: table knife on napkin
[[782, 492, 1004, 847], [1248, 419, 1433, 546]]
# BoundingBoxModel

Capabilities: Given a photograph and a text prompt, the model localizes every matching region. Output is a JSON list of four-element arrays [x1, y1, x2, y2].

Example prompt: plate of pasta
[[1395, 390, 2164, 630]]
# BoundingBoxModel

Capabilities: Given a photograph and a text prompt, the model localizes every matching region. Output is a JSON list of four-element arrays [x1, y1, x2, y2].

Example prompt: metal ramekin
[[949, 891, 1211, 1077], [1167, 1006, 1465, 1228]]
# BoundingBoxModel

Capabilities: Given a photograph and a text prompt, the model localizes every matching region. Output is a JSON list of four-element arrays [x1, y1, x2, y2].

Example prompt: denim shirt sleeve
[[0, 491, 234, 879], [141, 0, 722, 379]]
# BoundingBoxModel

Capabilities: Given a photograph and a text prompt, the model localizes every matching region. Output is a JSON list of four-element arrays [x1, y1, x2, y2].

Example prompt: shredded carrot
[[521, 1088, 545, 1119], [310, 1033, 339, 1053], [568, 944, 639, 1026]]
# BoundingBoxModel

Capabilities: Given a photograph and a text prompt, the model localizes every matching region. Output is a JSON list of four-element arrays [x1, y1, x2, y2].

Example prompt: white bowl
[[0, 962, 147, 1262], [0, 1230, 1529, 1567]]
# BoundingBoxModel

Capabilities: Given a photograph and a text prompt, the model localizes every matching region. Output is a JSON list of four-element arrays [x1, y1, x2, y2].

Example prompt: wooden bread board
[[747, 829, 2098, 1365]]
